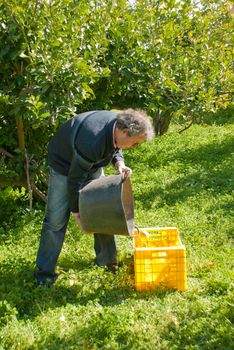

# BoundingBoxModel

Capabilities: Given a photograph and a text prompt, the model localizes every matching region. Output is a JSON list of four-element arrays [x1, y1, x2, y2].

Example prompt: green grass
[[0, 115, 233, 349]]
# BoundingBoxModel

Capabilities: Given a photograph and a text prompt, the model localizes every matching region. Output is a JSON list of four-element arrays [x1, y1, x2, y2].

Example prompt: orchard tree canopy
[[0, 0, 233, 199]]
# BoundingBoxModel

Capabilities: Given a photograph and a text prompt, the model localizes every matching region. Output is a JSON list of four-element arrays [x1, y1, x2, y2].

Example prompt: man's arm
[[112, 148, 132, 174], [114, 160, 132, 176], [72, 212, 82, 228], [67, 152, 93, 213]]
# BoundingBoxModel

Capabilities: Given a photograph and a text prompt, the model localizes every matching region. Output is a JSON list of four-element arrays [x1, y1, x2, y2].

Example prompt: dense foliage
[[0, 111, 233, 349], [0, 0, 233, 183]]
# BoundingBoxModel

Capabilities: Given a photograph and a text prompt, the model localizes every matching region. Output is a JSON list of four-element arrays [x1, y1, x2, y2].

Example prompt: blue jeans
[[35, 166, 117, 284]]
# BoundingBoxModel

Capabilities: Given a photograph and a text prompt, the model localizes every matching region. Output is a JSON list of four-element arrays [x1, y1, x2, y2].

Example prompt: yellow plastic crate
[[134, 227, 187, 292]]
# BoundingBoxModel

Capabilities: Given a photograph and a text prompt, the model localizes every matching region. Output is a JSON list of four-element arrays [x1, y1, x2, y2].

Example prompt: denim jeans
[[35, 166, 117, 284]]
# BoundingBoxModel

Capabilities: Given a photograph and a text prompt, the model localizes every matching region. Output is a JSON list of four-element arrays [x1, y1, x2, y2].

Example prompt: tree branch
[[25, 152, 33, 210], [0, 178, 47, 203], [0, 148, 14, 158], [179, 121, 193, 134], [31, 182, 47, 203]]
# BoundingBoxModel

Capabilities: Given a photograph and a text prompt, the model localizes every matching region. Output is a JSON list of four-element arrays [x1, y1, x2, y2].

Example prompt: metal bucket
[[79, 174, 134, 236]]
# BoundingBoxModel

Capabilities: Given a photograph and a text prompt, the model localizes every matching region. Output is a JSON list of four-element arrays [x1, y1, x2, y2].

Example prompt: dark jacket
[[48, 110, 124, 212]]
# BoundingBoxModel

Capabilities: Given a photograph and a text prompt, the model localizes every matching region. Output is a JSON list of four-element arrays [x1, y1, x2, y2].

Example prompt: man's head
[[114, 109, 155, 149]]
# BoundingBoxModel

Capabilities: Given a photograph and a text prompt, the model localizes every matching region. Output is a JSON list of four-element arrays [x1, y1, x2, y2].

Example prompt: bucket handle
[[133, 225, 140, 237], [121, 169, 132, 182]]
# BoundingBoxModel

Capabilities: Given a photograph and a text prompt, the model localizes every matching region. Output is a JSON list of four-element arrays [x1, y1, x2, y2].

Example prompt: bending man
[[34, 108, 155, 286]]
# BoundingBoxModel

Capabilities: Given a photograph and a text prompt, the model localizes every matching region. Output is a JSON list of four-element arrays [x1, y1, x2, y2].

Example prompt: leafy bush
[[0, 187, 28, 228], [0, 0, 233, 174]]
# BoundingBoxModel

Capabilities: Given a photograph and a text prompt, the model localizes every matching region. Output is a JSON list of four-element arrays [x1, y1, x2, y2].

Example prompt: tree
[[87, 0, 233, 134], [0, 0, 111, 202], [0, 0, 233, 202]]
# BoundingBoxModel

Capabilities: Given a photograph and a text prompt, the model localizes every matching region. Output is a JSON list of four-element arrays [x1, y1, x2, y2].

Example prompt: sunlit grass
[[0, 116, 233, 349]]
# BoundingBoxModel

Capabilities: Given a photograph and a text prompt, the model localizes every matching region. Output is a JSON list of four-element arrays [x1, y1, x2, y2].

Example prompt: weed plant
[[0, 113, 233, 349]]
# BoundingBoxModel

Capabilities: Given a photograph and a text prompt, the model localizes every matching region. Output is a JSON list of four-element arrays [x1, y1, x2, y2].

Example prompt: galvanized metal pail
[[79, 174, 134, 236]]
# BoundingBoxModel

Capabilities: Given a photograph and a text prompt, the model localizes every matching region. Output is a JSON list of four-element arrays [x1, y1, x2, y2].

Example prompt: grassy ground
[[0, 113, 233, 349]]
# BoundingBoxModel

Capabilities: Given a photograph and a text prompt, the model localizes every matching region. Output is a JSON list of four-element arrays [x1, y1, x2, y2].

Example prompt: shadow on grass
[[0, 206, 43, 245], [58, 255, 94, 271], [203, 106, 234, 126], [22, 285, 233, 350], [34, 318, 233, 350], [0, 256, 174, 323]]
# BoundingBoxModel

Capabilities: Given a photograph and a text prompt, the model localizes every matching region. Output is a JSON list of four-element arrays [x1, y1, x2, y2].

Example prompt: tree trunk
[[16, 116, 25, 151], [153, 112, 173, 136]]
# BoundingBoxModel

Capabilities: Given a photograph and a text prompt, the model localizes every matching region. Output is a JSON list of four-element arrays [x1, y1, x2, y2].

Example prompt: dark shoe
[[93, 259, 123, 274], [34, 270, 58, 287], [106, 262, 123, 274]]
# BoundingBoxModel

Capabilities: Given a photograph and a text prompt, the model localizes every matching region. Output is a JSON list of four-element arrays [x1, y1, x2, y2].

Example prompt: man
[[34, 108, 155, 286]]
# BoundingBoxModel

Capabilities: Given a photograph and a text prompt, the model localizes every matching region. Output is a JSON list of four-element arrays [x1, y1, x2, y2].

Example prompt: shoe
[[106, 262, 123, 274], [34, 270, 58, 287], [93, 259, 123, 274]]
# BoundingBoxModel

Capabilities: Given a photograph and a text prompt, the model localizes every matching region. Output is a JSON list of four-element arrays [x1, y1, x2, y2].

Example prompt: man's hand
[[115, 161, 132, 176], [72, 212, 83, 229]]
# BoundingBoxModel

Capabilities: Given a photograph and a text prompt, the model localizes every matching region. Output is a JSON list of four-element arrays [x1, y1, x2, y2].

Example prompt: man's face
[[117, 132, 145, 149]]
